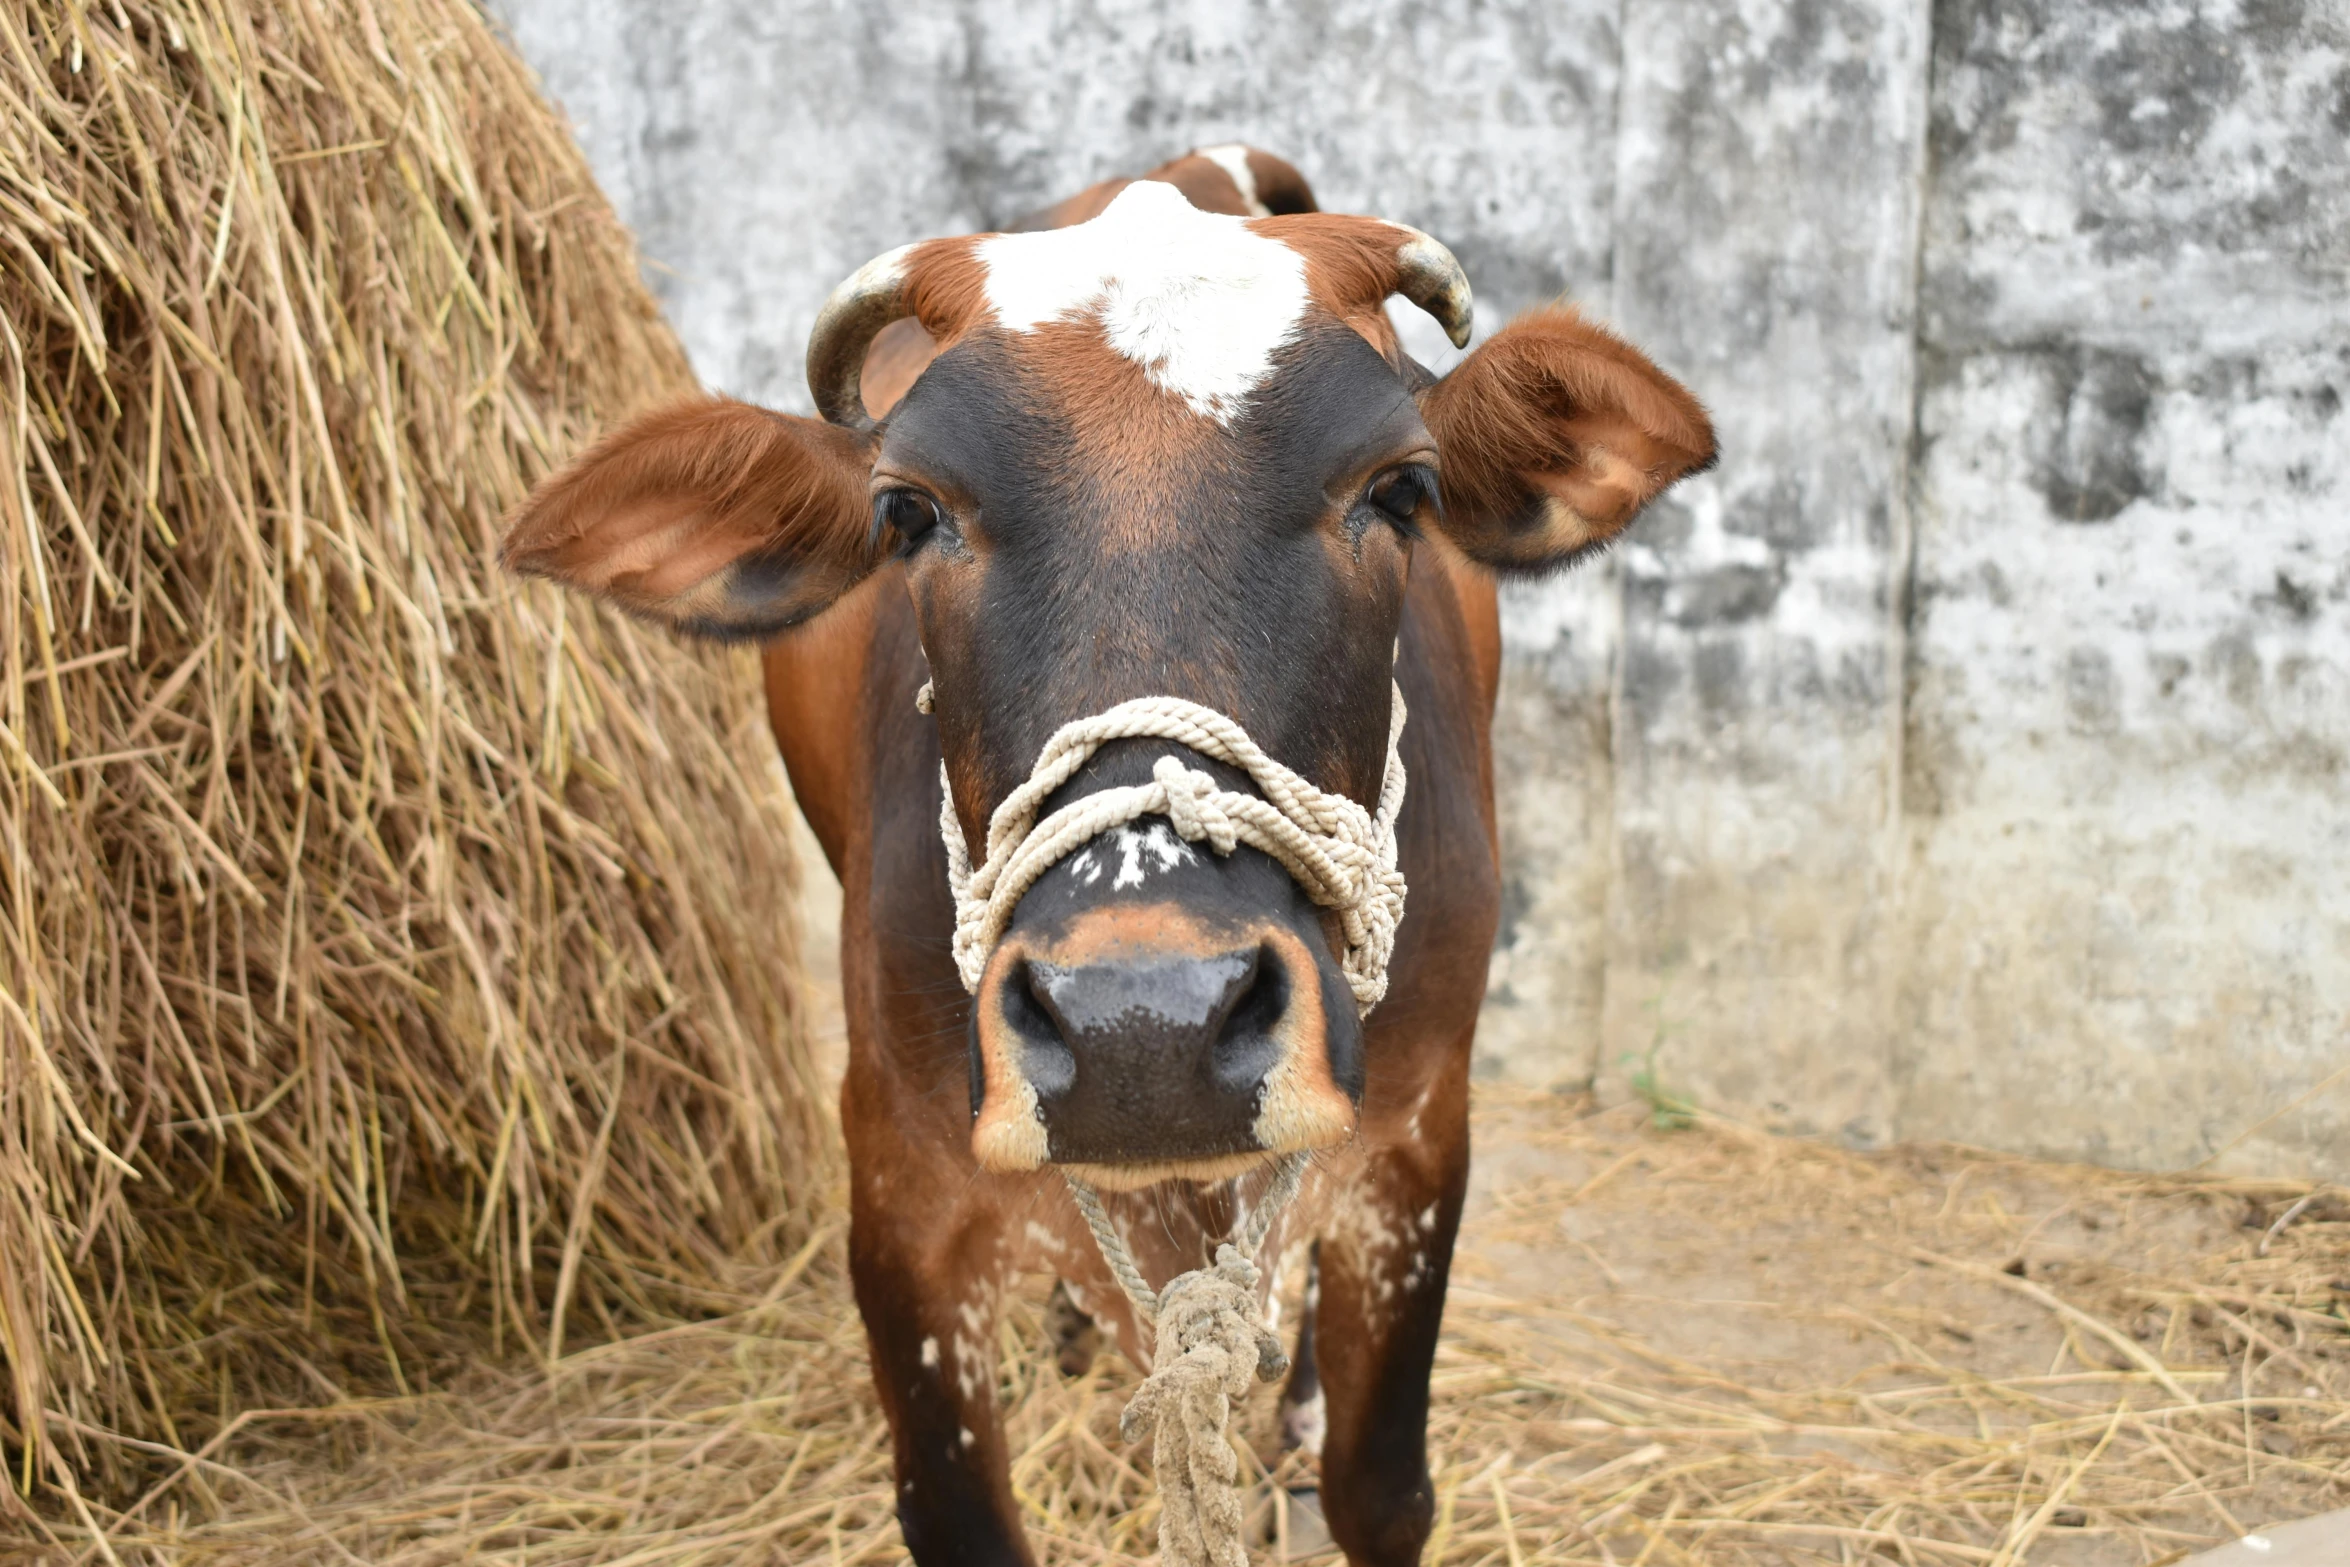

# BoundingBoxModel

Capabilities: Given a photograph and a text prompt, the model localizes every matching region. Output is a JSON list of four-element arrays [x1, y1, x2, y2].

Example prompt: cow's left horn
[[805, 243, 917, 430], [1390, 227, 1475, 350]]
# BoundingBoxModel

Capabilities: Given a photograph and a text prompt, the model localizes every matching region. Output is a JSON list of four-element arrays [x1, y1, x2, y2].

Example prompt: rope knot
[[1064, 1155, 1308, 1567], [929, 685, 1409, 1016], [1115, 1244, 1291, 1567], [1154, 755, 1240, 855]]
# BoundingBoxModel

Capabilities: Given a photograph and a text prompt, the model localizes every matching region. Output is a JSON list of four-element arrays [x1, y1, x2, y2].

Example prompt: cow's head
[[504, 181, 1712, 1187]]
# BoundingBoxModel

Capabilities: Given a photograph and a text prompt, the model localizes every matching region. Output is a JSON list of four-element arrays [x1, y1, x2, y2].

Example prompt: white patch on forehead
[[1192, 144, 1269, 217], [1110, 822, 1197, 889], [975, 179, 1310, 421]]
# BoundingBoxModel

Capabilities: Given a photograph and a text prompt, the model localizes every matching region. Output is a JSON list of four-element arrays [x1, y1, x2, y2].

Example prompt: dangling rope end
[[1066, 1157, 1313, 1564]]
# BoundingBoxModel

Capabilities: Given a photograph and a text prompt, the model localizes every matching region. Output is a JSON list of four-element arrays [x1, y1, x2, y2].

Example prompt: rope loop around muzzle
[[925, 683, 1409, 1016]]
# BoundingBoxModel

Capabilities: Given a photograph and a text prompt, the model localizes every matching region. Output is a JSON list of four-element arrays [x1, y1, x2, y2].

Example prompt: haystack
[[0, 0, 827, 1506]]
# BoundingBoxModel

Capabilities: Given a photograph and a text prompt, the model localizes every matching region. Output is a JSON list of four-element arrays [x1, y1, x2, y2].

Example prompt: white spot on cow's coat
[[976, 180, 1310, 421], [954, 1333, 982, 1400], [1193, 143, 1270, 216], [1281, 1386, 1327, 1456], [1110, 822, 1196, 889], [950, 1287, 997, 1402], [920, 1335, 940, 1369], [959, 1426, 977, 1450], [1067, 847, 1102, 886]]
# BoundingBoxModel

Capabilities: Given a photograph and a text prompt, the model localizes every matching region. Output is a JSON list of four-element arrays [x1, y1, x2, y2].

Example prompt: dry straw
[[2, 1090, 2341, 1563], [0, 0, 827, 1511]]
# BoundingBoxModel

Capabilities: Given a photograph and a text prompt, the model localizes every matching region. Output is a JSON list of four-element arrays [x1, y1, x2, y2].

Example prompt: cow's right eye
[[1364, 464, 1437, 527], [876, 488, 943, 549]]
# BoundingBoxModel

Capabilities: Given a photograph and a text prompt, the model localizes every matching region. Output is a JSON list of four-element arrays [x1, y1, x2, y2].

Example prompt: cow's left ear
[[500, 398, 883, 641], [1419, 306, 1715, 573]]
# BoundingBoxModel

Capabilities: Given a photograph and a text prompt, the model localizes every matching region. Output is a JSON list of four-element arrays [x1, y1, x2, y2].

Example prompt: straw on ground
[[6, 1089, 2342, 1564]]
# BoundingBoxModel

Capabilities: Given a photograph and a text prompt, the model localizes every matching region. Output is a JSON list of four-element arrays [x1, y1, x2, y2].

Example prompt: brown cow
[[503, 147, 1713, 1566]]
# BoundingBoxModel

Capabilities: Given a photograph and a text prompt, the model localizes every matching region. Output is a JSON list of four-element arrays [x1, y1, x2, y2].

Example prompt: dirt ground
[[9, 855, 2344, 1563], [12, 1084, 2345, 1564], [1440, 1091, 2347, 1565]]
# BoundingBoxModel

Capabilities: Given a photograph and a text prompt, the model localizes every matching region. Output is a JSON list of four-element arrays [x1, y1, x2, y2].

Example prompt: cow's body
[[766, 540, 1499, 1565], [503, 146, 1712, 1567]]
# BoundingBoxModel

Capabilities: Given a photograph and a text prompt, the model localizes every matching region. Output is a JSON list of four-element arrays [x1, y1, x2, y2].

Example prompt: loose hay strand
[[0, 0, 829, 1502]]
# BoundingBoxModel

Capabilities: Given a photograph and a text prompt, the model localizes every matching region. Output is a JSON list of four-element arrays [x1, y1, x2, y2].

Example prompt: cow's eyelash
[[1361, 463, 1439, 535], [873, 488, 946, 556]]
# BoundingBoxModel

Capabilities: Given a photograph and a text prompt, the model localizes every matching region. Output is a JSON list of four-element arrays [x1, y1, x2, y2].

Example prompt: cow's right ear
[[1418, 307, 1715, 574], [500, 398, 883, 640]]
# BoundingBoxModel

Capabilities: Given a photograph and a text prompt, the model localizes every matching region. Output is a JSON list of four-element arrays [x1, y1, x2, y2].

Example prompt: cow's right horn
[[1389, 227, 1475, 350], [805, 243, 917, 431]]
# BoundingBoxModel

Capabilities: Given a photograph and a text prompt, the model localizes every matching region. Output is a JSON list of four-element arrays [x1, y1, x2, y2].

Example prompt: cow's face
[[503, 182, 1713, 1188]]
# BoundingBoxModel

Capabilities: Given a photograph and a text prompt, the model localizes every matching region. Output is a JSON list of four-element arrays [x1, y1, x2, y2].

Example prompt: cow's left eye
[[1365, 465, 1436, 525], [876, 488, 944, 550]]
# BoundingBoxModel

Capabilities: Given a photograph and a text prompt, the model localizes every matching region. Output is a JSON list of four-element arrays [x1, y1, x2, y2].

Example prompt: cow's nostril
[[970, 923, 1355, 1174], [1003, 958, 1077, 1097], [1208, 944, 1287, 1098], [976, 940, 1325, 1169]]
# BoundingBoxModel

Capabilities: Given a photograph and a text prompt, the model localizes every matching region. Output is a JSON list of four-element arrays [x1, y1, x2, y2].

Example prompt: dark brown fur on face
[[500, 149, 1715, 1567]]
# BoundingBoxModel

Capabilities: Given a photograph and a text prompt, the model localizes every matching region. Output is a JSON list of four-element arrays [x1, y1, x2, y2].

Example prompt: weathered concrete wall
[[1896, 0, 2350, 1176], [1580, 0, 1931, 1150], [493, 0, 2350, 1176]]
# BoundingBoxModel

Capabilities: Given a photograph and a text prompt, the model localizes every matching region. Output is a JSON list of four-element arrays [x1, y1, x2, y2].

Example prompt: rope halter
[[923, 683, 1410, 1017]]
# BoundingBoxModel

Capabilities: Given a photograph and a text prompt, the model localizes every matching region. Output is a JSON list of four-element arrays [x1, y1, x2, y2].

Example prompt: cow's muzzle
[[969, 895, 1361, 1186]]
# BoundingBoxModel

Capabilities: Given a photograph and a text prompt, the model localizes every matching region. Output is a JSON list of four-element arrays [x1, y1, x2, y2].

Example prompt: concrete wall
[[492, 0, 2350, 1177]]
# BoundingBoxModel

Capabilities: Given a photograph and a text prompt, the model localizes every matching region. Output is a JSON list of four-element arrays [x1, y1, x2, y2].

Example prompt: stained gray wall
[[492, 0, 2350, 1178]]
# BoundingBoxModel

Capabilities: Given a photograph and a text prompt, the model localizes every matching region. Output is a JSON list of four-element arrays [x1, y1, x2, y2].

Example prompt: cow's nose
[[969, 925, 1357, 1177], [1012, 945, 1277, 1164]]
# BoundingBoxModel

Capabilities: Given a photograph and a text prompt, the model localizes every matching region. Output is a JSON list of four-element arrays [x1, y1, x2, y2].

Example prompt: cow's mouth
[[1054, 1151, 1280, 1193]]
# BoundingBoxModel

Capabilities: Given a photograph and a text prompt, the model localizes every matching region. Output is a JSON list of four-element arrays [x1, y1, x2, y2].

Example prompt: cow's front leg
[[850, 1160, 1032, 1567], [1313, 1086, 1470, 1566]]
